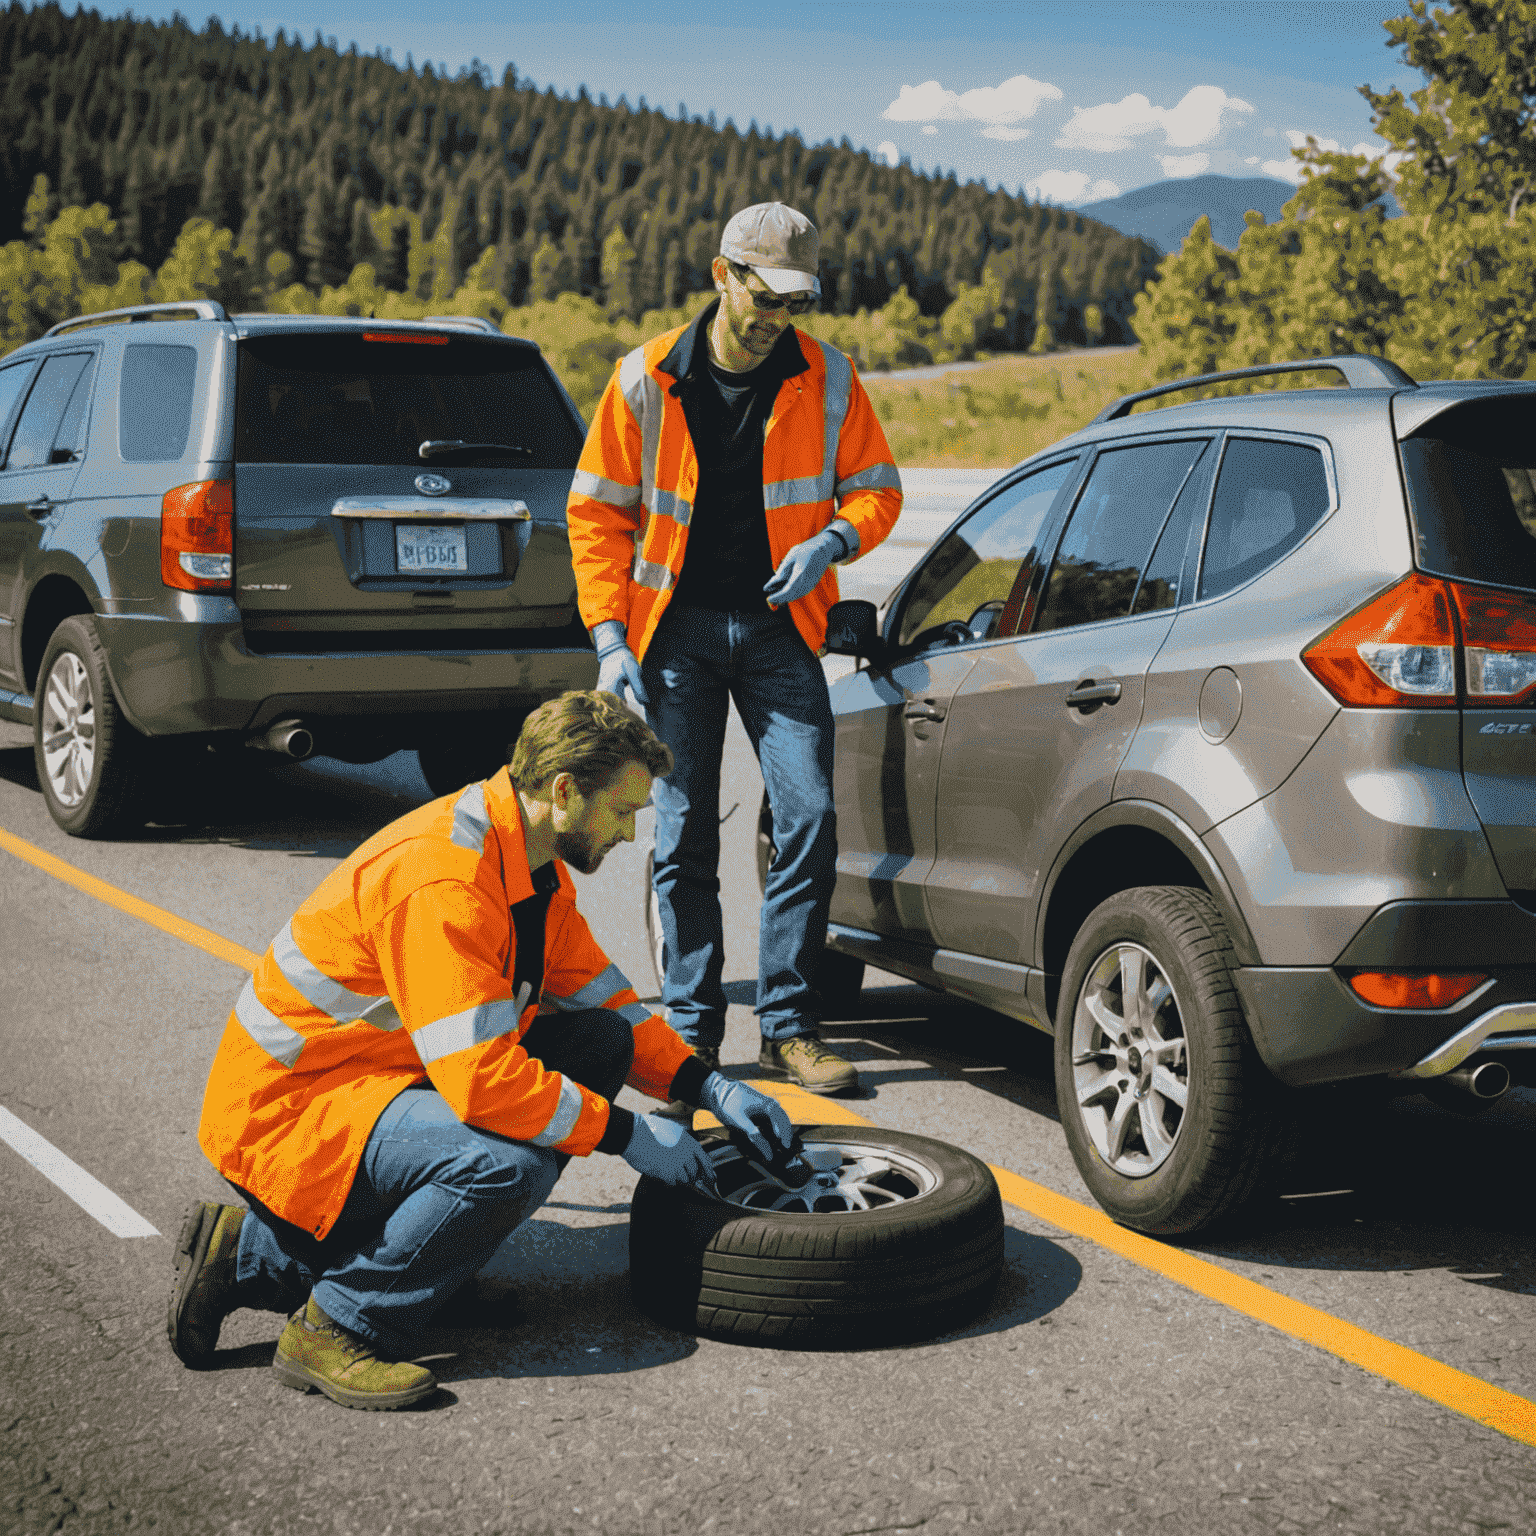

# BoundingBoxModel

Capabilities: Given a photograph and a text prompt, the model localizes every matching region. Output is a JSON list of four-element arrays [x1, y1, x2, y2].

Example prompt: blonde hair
[[510, 690, 672, 794]]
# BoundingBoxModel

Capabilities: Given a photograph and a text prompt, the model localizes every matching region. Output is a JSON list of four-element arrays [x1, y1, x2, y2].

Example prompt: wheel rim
[[40, 652, 96, 809], [1070, 942, 1189, 1178], [704, 1137, 938, 1214]]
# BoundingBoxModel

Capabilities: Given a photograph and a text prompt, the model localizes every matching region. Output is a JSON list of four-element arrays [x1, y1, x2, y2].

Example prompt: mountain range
[[1076, 175, 1297, 256]]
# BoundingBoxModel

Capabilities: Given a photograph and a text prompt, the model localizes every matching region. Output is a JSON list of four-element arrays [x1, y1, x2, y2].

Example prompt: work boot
[[271, 1295, 437, 1411], [167, 1201, 248, 1368], [759, 1033, 860, 1096], [655, 1043, 721, 1125]]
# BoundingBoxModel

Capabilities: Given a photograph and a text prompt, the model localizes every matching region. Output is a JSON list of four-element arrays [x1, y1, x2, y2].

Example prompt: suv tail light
[[161, 479, 233, 592], [1305, 573, 1536, 708], [1348, 971, 1486, 1009], [1303, 573, 1456, 706], [1451, 584, 1536, 705]]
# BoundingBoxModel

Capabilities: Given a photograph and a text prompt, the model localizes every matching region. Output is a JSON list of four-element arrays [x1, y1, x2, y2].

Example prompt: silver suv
[[0, 301, 595, 835], [820, 355, 1536, 1234]]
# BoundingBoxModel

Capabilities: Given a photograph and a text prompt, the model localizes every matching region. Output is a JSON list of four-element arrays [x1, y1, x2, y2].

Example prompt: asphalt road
[[2, 471, 1535, 1536]]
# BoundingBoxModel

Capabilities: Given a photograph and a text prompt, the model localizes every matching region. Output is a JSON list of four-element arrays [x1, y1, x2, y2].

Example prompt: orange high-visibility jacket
[[198, 770, 694, 1239], [566, 315, 903, 660]]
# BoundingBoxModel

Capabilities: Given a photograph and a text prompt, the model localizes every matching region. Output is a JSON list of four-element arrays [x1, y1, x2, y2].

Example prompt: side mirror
[[823, 598, 884, 664]]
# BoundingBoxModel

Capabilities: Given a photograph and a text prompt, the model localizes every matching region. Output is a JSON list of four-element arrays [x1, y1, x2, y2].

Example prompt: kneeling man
[[169, 690, 791, 1410]]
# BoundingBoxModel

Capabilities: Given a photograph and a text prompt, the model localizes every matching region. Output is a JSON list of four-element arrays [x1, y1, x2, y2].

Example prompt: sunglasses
[[729, 263, 816, 315]]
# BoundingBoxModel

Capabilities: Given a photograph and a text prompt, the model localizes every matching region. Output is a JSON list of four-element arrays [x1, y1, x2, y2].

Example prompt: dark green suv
[[0, 301, 596, 835]]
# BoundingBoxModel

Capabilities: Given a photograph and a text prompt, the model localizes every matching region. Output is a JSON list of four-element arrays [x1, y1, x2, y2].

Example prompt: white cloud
[[981, 124, 1030, 141], [883, 73, 1063, 134], [1056, 84, 1253, 153], [876, 141, 900, 167], [1159, 153, 1210, 178], [1245, 156, 1260, 165], [922, 124, 939, 136], [1026, 169, 1121, 204], [1263, 130, 1406, 185]]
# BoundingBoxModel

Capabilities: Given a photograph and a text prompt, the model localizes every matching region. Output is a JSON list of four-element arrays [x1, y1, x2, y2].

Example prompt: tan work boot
[[272, 1295, 437, 1411], [759, 1033, 859, 1095], [167, 1201, 247, 1368], [655, 1042, 720, 1125]]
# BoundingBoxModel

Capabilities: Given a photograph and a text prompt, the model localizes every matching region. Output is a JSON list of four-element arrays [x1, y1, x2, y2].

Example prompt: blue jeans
[[233, 1009, 633, 1355], [640, 605, 836, 1046]]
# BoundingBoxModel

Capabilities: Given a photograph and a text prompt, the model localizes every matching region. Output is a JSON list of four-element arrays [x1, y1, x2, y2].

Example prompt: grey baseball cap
[[719, 202, 822, 297]]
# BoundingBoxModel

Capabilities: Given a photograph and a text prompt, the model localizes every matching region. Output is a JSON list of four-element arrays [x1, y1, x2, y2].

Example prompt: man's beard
[[554, 825, 607, 874]]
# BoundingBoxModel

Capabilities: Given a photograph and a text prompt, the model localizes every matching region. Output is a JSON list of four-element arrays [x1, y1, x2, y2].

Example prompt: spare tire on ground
[[629, 1125, 1004, 1348]]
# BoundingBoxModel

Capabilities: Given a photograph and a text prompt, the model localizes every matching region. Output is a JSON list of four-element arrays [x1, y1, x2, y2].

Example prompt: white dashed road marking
[[0, 1104, 159, 1238]]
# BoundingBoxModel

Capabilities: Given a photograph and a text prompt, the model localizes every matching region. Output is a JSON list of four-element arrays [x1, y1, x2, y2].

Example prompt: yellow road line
[[10, 821, 1534, 1445], [0, 826, 261, 972], [746, 1082, 1536, 1448]]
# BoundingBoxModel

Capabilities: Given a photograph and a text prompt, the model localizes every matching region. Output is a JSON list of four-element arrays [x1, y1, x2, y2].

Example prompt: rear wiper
[[418, 439, 533, 462]]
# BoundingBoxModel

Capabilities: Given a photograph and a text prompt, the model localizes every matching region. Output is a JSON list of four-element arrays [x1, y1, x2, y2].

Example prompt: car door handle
[[903, 700, 946, 722], [24, 497, 53, 520], [1065, 680, 1122, 709]]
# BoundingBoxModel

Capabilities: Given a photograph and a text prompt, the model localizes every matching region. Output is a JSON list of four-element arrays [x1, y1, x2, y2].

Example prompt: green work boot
[[167, 1201, 247, 1368], [759, 1033, 860, 1095], [272, 1296, 437, 1411], [655, 1042, 720, 1125]]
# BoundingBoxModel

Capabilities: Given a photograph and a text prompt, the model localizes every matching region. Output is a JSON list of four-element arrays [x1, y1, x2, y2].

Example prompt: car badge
[[415, 472, 452, 496]]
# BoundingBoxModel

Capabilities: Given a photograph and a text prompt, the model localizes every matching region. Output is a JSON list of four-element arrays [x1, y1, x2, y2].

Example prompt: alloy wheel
[[1070, 941, 1190, 1177], [40, 651, 96, 809]]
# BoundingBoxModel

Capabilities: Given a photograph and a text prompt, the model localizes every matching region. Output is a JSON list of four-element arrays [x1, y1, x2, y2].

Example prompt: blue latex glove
[[699, 1072, 795, 1159], [592, 620, 649, 707], [622, 1113, 714, 1186], [763, 528, 846, 609]]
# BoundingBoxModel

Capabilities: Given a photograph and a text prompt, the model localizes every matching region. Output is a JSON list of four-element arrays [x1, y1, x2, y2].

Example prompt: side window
[[0, 362, 36, 460], [1035, 439, 1208, 633], [121, 344, 199, 461], [51, 355, 98, 464], [1199, 437, 1332, 600], [897, 458, 1077, 650], [5, 353, 93, 470], [1131, 441, 1215, 615]]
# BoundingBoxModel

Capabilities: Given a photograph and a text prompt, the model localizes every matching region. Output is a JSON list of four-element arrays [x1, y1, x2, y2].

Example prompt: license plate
[[395, 523, 467, 573]]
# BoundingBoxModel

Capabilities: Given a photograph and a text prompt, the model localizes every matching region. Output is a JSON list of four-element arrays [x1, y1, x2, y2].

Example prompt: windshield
[[234, 333, 582, 468], [1400, 397, 1536, 593]]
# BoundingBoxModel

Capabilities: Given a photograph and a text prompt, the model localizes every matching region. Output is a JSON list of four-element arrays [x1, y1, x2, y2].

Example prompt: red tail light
[[1348, 971, 1485, 1009], [1451, 584, 1536, 706], [1303, 573, 1456, 707], [362, 331, 449, 345], [161, 479, 233, 592]]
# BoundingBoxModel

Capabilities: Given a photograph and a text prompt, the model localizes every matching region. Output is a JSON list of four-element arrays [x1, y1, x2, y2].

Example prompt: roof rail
[[42, 300, 229, 340], [1090, 353, 1418, 426], [422, 315, 502, 335]]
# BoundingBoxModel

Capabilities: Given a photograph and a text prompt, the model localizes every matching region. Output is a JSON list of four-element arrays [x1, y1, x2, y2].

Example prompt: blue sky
[[118, 0, 1419, 203]]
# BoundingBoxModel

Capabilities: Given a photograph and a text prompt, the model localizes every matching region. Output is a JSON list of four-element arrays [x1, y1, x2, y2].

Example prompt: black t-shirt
[[670, 351, 781, 612]]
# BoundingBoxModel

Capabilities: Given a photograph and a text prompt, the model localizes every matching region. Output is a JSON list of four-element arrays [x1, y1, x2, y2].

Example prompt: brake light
[[1303, 573, 1456, 706], [161, 479, 233, 592], [1348, 971, 1485, 1008], [362, 331, 449, 345], [1452, 584, 1536, 706]]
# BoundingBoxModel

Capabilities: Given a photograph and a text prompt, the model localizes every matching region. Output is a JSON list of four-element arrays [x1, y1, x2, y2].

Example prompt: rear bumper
[[1235, 964, 1536, 1085], [95, 610, 597, 736]]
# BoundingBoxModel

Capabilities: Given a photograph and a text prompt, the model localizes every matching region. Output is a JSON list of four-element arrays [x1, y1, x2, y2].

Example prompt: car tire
[[1054, 886, 1290, 1236], [629, 1125, 1004, 1347], [33, 616, 147, 838], [416, 737, 509, 798]]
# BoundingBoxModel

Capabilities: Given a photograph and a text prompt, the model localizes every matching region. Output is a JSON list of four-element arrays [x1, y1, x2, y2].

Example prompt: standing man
[[567, 202, 902, 1108], [169, 691, 792, 1411]]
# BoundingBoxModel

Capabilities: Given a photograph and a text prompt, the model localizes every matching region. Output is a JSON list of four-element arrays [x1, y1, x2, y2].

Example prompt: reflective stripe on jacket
[[197, 768, 693, 1239], [566, 315, 903, 660]]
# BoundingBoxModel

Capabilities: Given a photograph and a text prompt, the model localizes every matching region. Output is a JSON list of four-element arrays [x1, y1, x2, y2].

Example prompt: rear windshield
[[1400, 397, 1536, 593], [234, 333, 582, 468]]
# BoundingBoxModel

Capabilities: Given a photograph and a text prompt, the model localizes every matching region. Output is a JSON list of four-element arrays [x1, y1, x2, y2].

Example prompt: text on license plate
[[396, 524, 467, 572]]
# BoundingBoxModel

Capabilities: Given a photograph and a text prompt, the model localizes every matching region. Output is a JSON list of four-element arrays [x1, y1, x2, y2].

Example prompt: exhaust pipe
[[248, 718, 315, 760], [1441, 1060, 1512, 1100]]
